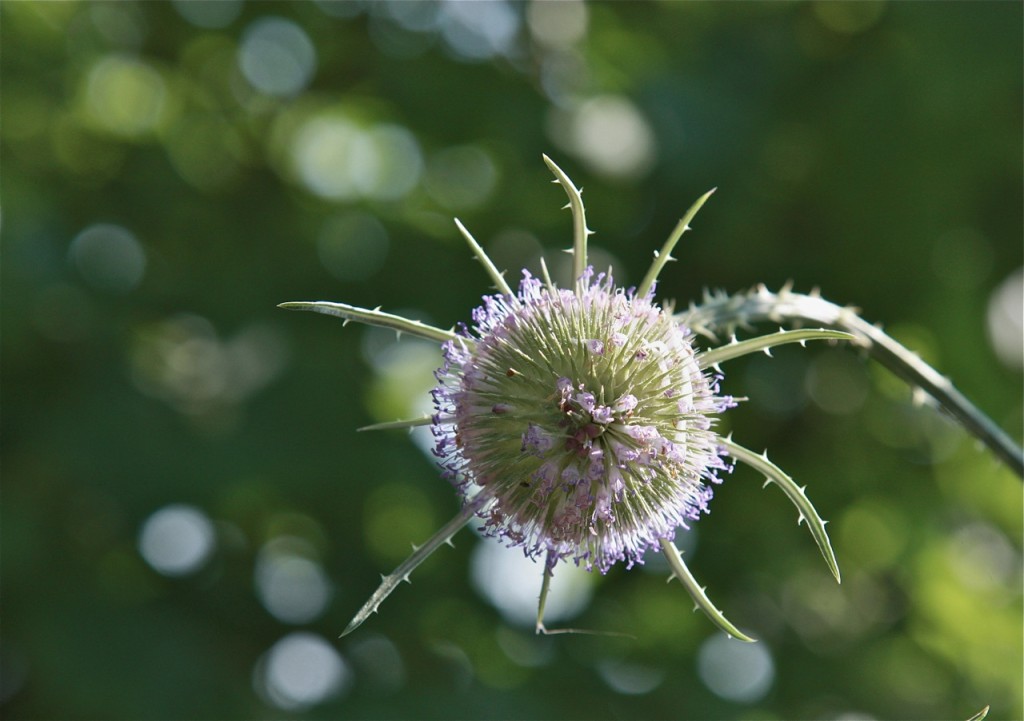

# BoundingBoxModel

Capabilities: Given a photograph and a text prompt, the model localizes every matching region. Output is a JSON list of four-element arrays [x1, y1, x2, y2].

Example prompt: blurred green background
[[3, 1, 1022, 719]]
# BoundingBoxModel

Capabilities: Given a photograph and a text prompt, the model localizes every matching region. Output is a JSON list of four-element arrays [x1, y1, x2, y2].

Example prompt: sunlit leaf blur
[[2, 1, 1021, 719]]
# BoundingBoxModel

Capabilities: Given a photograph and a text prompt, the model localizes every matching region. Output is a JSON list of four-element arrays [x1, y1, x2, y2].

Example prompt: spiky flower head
[[432, 267, 733, 573], [282, 155, 858, 639]]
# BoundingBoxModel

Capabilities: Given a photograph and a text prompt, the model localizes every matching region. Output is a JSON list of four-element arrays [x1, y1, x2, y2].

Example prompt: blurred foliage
[[2, 1, 1022, 719]]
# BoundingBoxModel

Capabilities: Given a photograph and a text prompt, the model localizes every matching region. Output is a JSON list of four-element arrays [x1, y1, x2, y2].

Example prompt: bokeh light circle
[[255, 538, 334, 624], [238, 17, 316, 97], [257, 632, 350, 711], [69, 223, 146, 293], [469, 538, 594, 627], [138, 504, 215, 577], [697, 634, 775, 704]]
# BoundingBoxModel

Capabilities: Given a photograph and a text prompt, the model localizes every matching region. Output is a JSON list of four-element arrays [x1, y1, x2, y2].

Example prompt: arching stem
[[679, 286, 1023, 478]]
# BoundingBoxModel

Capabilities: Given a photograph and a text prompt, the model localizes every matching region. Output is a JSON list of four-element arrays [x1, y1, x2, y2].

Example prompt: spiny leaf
[[659, 538, 756, 642], [279, 301, 463, 346], [699, 328, 855, 369], [723, 438, 841, 583]]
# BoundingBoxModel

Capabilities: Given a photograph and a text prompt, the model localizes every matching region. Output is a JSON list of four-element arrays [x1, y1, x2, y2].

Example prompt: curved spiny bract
[[637, 188, 716, 299], [279, 301, 464, 346], [698, 328, 856, 369], [340, 496, 488, 636], [659, 538, 755, 643], [543, 154, 592, 286], [358, 416, 434, 432], [722, 437, 841, 583], [455, 218, 515, 298]]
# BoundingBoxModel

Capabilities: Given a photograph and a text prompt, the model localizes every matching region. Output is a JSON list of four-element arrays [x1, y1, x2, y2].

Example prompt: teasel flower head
[[432, 265, 734, 575], [281, 156, 854, 640]]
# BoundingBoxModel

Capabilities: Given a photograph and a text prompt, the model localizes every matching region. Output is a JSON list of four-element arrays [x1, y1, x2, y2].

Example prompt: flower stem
[[679, 286, 1024, 478]]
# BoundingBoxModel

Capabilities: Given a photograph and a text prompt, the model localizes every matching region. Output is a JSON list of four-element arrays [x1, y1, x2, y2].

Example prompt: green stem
[[679, 286, 1024, 478]]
